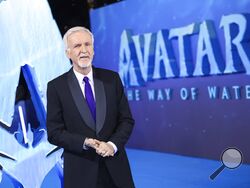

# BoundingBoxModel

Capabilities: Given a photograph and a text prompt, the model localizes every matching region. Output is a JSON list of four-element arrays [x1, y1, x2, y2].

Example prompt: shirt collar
[[73, 67, 94, 84]]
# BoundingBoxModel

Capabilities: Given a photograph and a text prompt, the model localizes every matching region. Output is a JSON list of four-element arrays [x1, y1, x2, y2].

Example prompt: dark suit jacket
[[46, 67, 135, 188]]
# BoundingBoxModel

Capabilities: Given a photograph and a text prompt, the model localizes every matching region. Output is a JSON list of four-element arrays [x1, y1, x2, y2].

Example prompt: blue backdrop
[[90, 0, 250, 163]]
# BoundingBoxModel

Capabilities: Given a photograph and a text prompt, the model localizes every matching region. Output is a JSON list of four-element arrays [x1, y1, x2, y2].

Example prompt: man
[[46, 26, 135, 188]]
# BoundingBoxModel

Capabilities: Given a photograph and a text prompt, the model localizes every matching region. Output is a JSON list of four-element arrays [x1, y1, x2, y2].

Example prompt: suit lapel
[[94, 76, 106, 134], [67, 69, 96, 131]]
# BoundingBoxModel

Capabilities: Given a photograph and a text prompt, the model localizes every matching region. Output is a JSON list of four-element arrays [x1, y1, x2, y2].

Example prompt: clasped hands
[[85, 138, 115, 157]]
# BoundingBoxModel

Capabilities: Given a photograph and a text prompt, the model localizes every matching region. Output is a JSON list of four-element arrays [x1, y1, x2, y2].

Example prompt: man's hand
[[96, 142, 115, 157], [84, 138, 101, 149]]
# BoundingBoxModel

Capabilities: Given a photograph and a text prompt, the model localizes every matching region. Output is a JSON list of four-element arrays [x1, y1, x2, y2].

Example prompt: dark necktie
[[83, 76, 96, 122]]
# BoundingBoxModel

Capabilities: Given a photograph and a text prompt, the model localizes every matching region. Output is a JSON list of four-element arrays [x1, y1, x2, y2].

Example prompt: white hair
[[63, 26, 94, 50]]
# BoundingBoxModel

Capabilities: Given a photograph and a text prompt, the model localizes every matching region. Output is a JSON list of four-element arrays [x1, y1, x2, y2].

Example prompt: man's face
[[66, 31, 94, 69]]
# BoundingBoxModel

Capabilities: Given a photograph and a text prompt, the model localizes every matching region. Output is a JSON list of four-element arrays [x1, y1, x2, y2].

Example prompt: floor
[[1, 148, 250, 188]]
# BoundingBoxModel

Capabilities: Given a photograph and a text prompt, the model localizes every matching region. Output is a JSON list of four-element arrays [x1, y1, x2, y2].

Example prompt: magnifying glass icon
[[210, 147, 243, 180]]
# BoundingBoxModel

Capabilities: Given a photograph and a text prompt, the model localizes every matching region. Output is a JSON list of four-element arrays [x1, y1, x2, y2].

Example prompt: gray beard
[[77, 60, 92, 68]]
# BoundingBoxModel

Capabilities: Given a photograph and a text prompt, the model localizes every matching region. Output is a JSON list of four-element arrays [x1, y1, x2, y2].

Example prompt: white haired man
[[46, 26, 135, 188]]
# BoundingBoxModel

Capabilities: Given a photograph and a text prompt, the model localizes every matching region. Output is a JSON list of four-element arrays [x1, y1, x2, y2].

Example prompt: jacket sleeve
[[109, 73, 135, 151], [46, 81, 86, 154]]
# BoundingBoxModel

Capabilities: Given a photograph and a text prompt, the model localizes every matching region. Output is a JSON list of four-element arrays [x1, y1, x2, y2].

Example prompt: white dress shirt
[[73, 68, 95, 100]]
